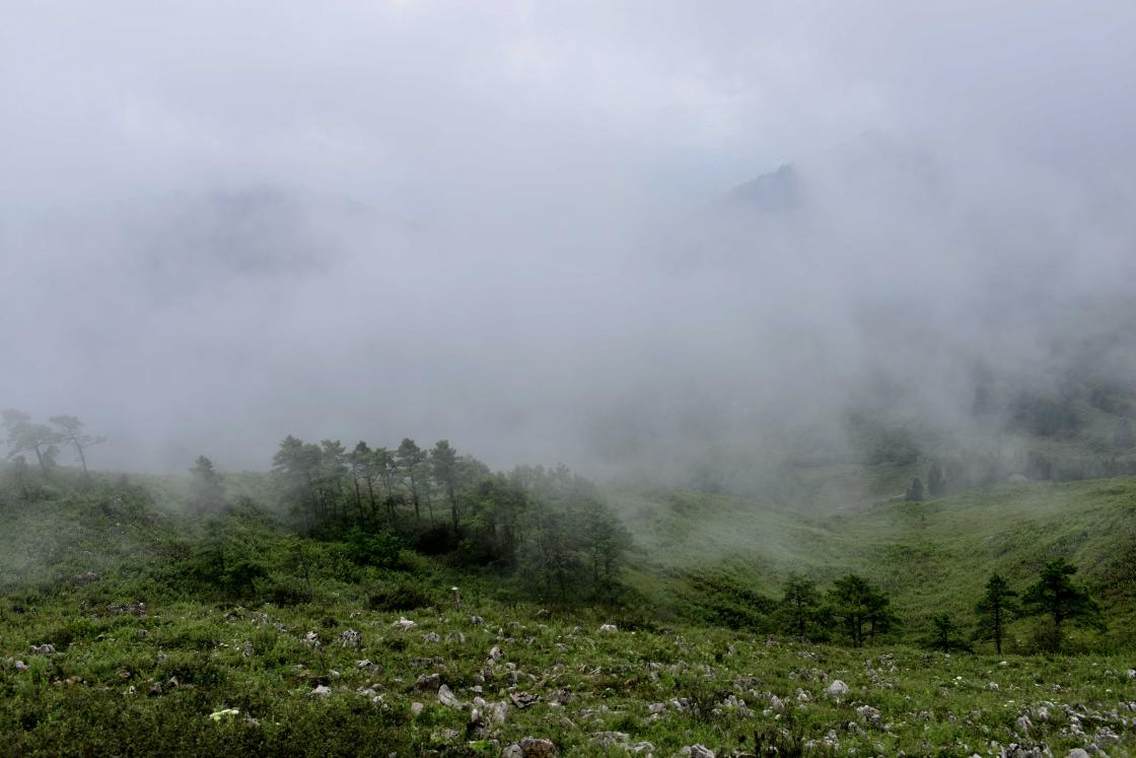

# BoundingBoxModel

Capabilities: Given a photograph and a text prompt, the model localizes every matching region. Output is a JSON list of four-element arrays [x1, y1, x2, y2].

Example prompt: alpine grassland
[[2, 465, 1134, 756]]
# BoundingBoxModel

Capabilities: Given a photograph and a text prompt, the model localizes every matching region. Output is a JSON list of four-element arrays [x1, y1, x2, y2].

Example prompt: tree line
[[189, 435, 633, 603], [774, 558, 1102, 653], [1, 409, 104, 478]]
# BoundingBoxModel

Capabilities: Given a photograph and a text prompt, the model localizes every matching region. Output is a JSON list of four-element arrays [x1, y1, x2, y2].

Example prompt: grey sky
[[2, 2, 1135, 473]]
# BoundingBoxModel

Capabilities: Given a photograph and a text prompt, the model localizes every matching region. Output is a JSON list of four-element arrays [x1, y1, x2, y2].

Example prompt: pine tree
[[975, 573, 1018, 654], [928, 613, 970, 652], [189, 455, 225, 514], [1022, 559, 1103, 651], [906, 477, 925, 502], [828, 574, 895, 647], [431, 440, 460, 532], [927, 463, 946, 498], [779, 575, 822, 642]]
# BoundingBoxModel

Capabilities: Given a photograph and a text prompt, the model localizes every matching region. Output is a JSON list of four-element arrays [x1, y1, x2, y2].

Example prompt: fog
[[3, 2, 1136, 478]]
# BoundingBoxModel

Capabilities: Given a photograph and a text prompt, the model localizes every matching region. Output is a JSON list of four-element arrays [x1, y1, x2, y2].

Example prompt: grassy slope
[[612, 477, 1136, 649], [2, 476, 1136, 754], [4, 573, 1136, 756]]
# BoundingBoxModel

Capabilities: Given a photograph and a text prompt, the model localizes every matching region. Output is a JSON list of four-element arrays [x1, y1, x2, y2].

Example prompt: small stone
[[29, 643, 56, 655], [825, 680, 849, 698], [510, 691, 539, 709], [855, 704, 882, 726], [512, 737, 557, 757], [1067, 750, 1090, 758], [422, 631, 441, 643], [392, 617, 417, 631], [628, 743, 655, 755], [470, 615, 484, 625], [432, 727, 461, 743], [485, 700, 508, 724], [598, 624, 618, 634], [681, 746, 715, 758], [438, 684, 462, 708], [591, 731, 629, 747], [311, 685, 332, 698], [415, 673, 442, 691], [338, 629, 362, 648], [410, 702, 424, 717]]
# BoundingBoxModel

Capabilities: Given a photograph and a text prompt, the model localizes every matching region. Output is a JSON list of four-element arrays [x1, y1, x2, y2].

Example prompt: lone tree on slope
[[974, 573, 1018, 654], [189, 455, 226, 514], [927, 612, 972, 652], [2, 410, 61, 476], [905, 477, 925, 502], [779, 575, 823, 642], [828, 574, 896, 647], [1021, 559, 1103, 652], [49, 415, 105, 476], [927, 463, 946, 498]]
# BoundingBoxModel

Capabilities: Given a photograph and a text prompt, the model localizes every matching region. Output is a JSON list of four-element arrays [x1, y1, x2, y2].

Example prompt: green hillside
[[613, 478, 1136, 649], [2, 474, 1136, 755]]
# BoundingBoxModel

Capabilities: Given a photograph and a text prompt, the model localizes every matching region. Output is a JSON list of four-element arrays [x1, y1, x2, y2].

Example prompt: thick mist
[[3, 2, 1135, 478]]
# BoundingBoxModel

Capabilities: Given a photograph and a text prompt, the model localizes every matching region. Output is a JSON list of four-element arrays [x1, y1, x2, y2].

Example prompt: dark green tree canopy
[[1022, 559, 1103, 651], [778, 575, 823, 642], [828, 574, 896, 647], [189, 455, 225, 514], [974, 573, 1018, 654]]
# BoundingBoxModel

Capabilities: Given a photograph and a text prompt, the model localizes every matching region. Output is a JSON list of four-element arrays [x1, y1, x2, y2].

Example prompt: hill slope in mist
[[613, 476, 1136, 649], [2, 469, 1136, 755]]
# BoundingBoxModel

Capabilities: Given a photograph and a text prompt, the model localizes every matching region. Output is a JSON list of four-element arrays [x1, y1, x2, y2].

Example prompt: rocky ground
[[3, 594, 1135, 756]]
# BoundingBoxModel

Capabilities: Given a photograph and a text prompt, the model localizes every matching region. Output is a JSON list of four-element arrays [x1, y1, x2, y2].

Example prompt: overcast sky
[[2, 2, 1135, 473]]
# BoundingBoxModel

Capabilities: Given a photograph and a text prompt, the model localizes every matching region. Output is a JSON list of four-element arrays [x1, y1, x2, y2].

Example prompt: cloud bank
[[2, 2, 1135, 475]]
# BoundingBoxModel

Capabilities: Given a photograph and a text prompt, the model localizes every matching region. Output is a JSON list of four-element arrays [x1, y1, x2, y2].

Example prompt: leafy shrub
[[367, 582, 433, 611], [414, 524, 460, 556], [681, 570, 776, 631], [266, 580, 312, 606], [343, 528, 405, 568]]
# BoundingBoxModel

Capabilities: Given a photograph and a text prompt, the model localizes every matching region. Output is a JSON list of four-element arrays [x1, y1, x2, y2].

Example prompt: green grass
[[2, 472, 1136, 754], [612, 477, 1136, 650], [4, 586, 1136, 756]]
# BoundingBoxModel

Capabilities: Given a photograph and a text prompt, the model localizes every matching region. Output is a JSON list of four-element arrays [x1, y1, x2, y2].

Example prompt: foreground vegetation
[[1, 471, 1135, 755], [2, 408, 1136, 754], [5, 585, 1136, 756]]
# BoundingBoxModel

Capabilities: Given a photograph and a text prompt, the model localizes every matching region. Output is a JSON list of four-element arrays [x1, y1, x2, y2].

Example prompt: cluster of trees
[[246, 435, 633, 602], [973, 560, 1103, 653], [772, 558, 1102, 653], [904, 447, 1136, 502], [266, 435, 489, 531], [776, 574, 896, 647], [1, 410, 104, 477]]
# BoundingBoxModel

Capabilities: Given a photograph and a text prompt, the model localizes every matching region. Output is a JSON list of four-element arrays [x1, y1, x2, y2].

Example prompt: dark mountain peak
[[725, 163, 800, 212]]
